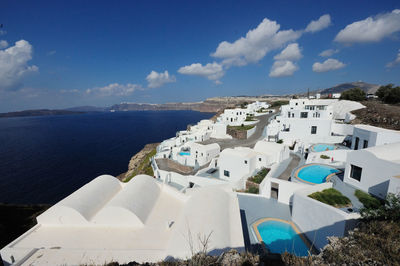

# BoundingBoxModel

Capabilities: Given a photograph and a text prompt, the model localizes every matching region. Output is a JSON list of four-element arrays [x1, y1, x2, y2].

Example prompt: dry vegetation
[[351, 100, 400, 130]]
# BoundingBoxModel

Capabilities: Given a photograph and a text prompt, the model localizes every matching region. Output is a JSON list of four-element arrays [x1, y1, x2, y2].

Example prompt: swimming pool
[[294, 164, 339, 184], [311, 143, 336, 152], [179, 152, 190, 156], [253, 218, 310, 256]]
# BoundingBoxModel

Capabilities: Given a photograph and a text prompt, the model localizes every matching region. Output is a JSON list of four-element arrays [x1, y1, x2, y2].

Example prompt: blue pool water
[[179, 152, 190, 156], [257, 220, 309, 256], [312, 144, 336, 152], [297, 164, 339, 184]]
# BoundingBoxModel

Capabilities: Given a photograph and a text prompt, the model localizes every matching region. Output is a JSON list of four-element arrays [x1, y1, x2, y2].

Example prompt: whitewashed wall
[[292, 183, 360, 250]]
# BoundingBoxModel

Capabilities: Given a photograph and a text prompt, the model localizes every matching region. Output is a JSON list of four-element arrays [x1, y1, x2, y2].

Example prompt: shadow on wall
[[368, 180, 390, 199]]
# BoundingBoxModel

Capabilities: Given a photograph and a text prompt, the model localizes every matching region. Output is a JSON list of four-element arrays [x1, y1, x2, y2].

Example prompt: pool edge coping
[[293, 163, 342, 185], [251, 217, 315, 255]]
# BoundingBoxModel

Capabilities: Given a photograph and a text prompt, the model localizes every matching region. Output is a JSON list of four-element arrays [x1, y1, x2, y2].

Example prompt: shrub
[[355, 190, 381, 209], [361, 193, 400, 221], [376, 84, 400, 104], [277, 139, 283, 144], [309, 188, 351, 208], [270, 100, 289, 108], [247, 186, 259, 194], [320, 154, 330, 159], [248, 168, 270, 184], [340, 87, 366, 101]]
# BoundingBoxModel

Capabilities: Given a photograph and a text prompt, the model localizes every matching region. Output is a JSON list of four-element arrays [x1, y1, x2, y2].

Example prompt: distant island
[[0, 109, 85, 118]]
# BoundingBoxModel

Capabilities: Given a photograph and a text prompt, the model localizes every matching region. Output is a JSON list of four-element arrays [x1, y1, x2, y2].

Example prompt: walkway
[[276, 153, 301, 181], [199, 112, 275, 150]]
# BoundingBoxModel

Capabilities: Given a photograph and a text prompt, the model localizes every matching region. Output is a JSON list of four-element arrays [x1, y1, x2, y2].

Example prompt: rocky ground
[[117, 143, 159, 182], [351, 100, 400, 130]]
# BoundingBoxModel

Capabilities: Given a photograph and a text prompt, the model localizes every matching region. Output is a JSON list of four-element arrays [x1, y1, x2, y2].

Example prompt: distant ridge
[[320, 81, 380, 95], [0, 109, 84, 118]]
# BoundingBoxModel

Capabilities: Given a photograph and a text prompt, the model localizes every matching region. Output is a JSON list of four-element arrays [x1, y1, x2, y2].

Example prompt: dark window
[[363, 140, 368, 149], [350, 165, 362, 181], [244, 160, 247, 164], [300, 112, 308, 118], [224, 170, 230, 177], [354, 137, 359, 150], [259, 158, 262, 162], [311, 126, 317, 134]]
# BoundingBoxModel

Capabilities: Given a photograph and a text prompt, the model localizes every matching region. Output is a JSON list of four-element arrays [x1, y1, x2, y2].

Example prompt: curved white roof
[[254, 140, 285, 155], [37, 175, 122, 225], [92, 175, 161, 226], [166, 187, 244, 256], [363, 142, 400, 163]]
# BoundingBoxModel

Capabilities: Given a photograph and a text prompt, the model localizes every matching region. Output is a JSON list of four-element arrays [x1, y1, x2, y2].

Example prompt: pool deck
[[237, 194, 291, 245]]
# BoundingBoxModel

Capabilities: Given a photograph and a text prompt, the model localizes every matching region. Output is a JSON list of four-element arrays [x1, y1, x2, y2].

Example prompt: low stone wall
[[227, 127, 247, 139]]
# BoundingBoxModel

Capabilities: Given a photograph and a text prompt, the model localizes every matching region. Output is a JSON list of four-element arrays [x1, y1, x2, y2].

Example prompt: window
[[311, 126, 317, 134], [244, 160, 247, 164], [354, 137, 359, 150], [363, 140, 368, 149], [224, 170, 230, 177], [292, 113, 294, 118], [350, 165, 362, 181], [300, 112, 308, 118], [259, 158, 262, 162]]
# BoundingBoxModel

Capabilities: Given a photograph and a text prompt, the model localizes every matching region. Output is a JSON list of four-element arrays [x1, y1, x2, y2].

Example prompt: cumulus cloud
[[86, 83, 142, 97], [274, 43, 302, 61], [269, 60, 298, 77], [146, 70, 176, 88], [312, 58, 346, 72], [211, 18, 301, 66], [0, 40, 39, 90], [305, 14, 332, 33], [335, 9, 400, 43], [0, 40, 8, 49], [269, 43, 302, 78], [386, 49, 400, 68], [178, 62, 224, 82], [319, 49, 339, 57]]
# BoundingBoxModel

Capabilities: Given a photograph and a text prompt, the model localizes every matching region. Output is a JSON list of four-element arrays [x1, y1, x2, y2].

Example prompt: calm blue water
[[312, 144, 336, 152], [257, 220, 309, 256], [0, 111, 213, 204], [297, 164, 339, 184]]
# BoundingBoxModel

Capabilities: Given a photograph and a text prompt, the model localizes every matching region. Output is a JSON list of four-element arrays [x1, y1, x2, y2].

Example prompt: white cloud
[[47, 50, 56, 56], [86, 83, 142, 97], [146, 70, 176, 88], [178, 62, 225, 82], [335, 9, 400, 43], [269, 60, 298, 77], [312, 58, 346, 72], [0, 30, 6, 36], [305, 14, 332, 33], [319, 49, 339, 57], [0, 40, 38, 90], [274, 43, 302, 61], [386, 49, 400, 68], [211, 18, 301, 66], [0, 40, 8, 49]]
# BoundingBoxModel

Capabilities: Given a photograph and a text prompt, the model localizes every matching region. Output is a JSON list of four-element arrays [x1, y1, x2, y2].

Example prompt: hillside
[[321, 81, 380, 95], [0, 109, 84, 118]]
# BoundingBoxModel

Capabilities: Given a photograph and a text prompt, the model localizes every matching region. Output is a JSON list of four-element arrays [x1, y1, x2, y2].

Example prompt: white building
[[266, 99, 364, 145], [351, 124, 400, 150], [343, 142, 400, 199], [173, 142, 220, 167], [1, 175, 244, 265], [218, 108, 248, 126], [218, 141, 289, 189]]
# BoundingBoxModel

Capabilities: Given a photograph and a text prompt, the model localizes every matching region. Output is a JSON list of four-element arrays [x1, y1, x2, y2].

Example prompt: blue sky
[[0, 0, 400, 112]]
